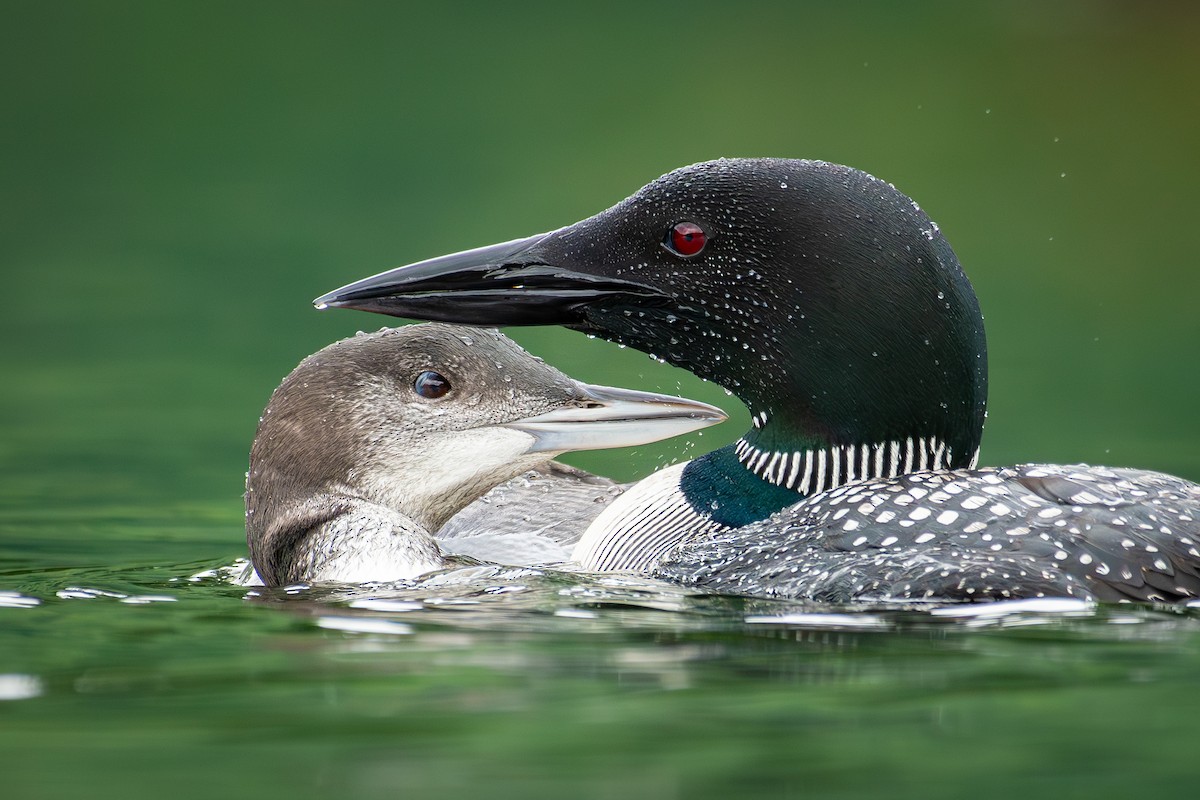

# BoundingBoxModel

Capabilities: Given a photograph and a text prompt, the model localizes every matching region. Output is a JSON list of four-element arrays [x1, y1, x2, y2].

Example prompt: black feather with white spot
[[655, 464, 1200, 603]]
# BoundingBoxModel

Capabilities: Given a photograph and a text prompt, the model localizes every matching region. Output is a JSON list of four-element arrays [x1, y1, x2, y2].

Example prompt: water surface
[[4, 516, 1200, 799]]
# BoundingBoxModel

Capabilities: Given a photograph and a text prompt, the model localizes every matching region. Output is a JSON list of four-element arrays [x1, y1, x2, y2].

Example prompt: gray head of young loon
[[245, 323, 725, 586], [315, 159, 1200, 603]]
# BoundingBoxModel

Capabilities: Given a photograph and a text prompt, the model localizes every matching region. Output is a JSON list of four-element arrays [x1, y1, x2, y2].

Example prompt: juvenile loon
[[314, 159, 1200, 603], [245, 323, 724, 585]]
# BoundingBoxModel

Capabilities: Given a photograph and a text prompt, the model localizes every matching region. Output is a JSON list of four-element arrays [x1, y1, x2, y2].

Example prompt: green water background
[[2, 2, 1199, 798]]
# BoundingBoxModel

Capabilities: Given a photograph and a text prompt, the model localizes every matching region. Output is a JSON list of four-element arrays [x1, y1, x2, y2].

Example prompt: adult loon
[[245, 323, 724, 585], [314, 159, 1200, 603]]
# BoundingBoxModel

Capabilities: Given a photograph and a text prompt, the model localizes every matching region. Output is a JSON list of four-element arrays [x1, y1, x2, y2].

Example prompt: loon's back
[[656, 464, 1200, 603]]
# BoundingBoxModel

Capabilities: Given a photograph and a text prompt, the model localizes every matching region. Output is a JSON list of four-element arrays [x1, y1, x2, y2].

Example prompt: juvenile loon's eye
[[663, 221, 707, 257], [414, 371, 451, 399]]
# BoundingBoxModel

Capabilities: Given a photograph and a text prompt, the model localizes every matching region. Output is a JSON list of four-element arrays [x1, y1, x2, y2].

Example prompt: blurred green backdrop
[[2, 0, 1197, 542]]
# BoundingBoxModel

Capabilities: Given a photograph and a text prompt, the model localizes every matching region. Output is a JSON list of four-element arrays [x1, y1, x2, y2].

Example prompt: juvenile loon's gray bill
[[507, 382, 726, 454]]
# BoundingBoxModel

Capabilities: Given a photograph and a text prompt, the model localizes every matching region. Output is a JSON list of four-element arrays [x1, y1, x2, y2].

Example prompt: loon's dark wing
[[437, 461, 627, 565], [656, 465, 1200, 603]]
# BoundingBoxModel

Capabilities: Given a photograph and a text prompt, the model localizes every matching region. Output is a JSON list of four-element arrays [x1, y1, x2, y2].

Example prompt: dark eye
[[414, 370, 451, 399], [663, 221, 707, 257]]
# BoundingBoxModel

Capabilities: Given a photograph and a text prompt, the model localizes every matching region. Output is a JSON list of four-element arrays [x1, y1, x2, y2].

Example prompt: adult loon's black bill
[[315, 233, 663, 326]]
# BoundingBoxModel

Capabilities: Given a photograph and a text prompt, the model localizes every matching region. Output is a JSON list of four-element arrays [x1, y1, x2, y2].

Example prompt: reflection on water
[[0, 674, 43, 701], [3, 546, 1200, 799]]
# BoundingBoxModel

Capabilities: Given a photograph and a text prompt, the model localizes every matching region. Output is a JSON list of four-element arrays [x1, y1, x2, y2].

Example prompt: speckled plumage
[[656, 465, 1200, 602]]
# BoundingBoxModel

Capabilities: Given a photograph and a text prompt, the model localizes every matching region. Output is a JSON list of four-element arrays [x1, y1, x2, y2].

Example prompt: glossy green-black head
[[317, 158, 988, 467]]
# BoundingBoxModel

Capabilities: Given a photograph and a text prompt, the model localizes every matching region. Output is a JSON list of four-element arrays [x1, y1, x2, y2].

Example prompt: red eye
[[664, 221, 707, 257], [414, 371, 451, 399]]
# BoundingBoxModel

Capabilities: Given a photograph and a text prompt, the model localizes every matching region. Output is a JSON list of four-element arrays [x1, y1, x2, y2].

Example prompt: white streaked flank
[[574, 463, 725, 572]]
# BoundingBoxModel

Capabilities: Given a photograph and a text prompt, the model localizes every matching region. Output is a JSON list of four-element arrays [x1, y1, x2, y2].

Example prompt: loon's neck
[[681, 420, 981, 528], [677, 445, 801, 528]]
